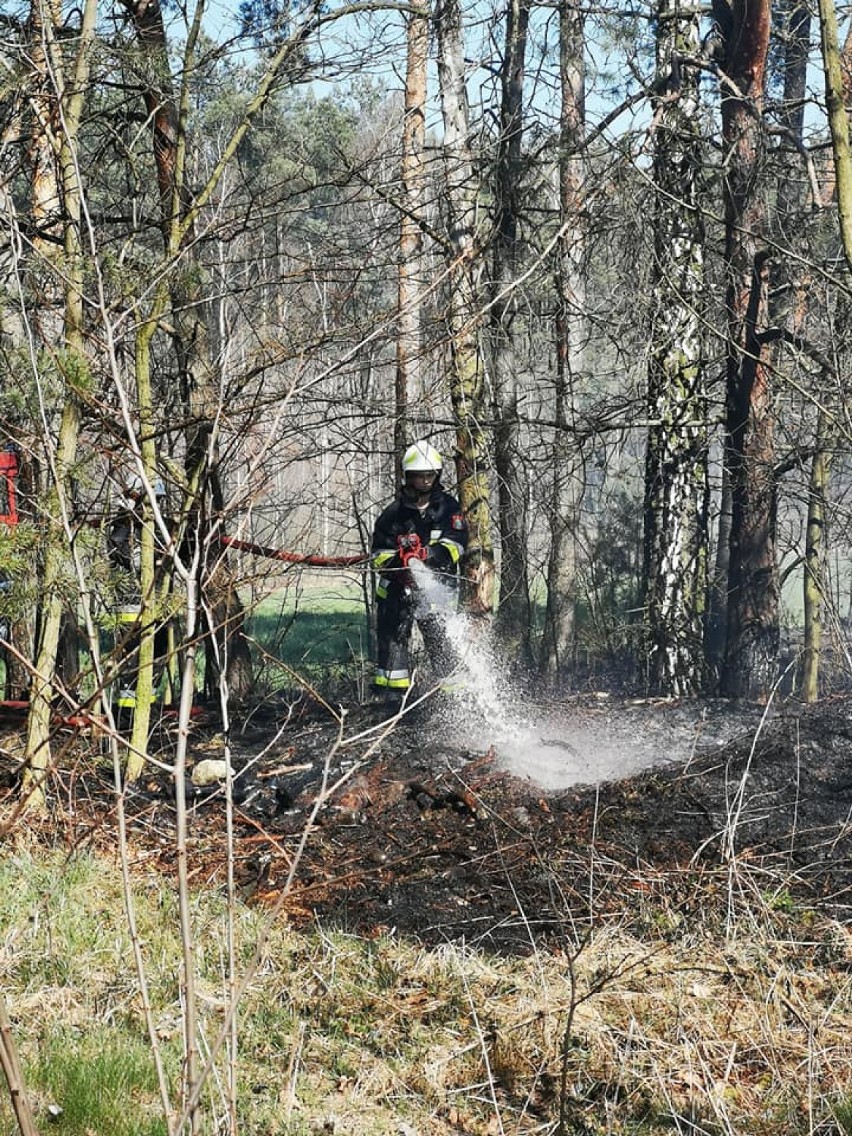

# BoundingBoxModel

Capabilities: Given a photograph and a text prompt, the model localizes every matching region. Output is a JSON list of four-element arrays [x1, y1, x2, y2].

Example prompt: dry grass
[[1, 832, 852, 1135]]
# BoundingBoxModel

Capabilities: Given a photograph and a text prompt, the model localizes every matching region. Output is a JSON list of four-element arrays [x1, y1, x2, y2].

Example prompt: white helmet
[[402, 440, 443, 474]]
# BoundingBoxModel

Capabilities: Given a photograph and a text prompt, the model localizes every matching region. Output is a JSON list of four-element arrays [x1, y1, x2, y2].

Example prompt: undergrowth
[[0, 844, 851, 1135]]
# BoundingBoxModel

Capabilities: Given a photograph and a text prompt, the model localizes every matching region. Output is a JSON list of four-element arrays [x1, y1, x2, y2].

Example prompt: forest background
[[4, 0, 852, 1133], [3, 0, 852, 773]]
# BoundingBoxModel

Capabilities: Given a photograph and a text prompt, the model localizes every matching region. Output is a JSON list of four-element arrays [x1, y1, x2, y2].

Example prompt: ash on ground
[[4, 692, 852, 951]]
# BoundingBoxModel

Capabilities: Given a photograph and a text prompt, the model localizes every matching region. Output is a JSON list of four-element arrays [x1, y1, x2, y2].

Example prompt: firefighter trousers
[[374, 588, 456, 692]]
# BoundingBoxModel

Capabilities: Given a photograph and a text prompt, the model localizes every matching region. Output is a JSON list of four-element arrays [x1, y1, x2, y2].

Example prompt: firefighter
[[370, 440, 468, 702]]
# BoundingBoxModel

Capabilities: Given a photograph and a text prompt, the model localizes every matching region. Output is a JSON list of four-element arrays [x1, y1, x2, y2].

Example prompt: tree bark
[[803, 0, 852, 699], [642, 0, 708, 696], [540, 0, 585, 681], [492, 0, 532, 658], [123, 0, 255, 707], [23, 0, 98, 802], [435, 0, 496, 614], [127, 304, 168, 776], [395, 6, 428, 469], [771, 0, 821, 700], [717, 0, 778, 700]]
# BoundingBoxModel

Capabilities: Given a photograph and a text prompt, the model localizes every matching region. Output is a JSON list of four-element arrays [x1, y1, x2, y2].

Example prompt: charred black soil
[[3, 693, 852, 952]]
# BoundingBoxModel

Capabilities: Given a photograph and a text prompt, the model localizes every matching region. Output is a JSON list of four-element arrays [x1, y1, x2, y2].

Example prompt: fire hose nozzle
[[397, 532, 427, 567]]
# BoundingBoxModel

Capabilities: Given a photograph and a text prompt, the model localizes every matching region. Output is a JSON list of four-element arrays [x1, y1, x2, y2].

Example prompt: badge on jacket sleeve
[[451, 513, 465, 530]]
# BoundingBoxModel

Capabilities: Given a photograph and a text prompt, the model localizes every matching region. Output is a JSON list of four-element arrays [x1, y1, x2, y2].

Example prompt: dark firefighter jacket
[[370, 483, 468, 601]]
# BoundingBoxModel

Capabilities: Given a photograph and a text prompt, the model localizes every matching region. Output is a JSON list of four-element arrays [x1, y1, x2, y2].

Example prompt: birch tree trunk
[[642, 0, 708, 696], [435, 0, 496, 614], [539, 0, 585, 680], [717, 0, 777, 700], [491, 0, 532, 658]]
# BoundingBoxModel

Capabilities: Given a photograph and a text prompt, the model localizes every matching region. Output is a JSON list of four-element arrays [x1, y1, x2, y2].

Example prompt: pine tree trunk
[[125, 0, 254, 705], [718, 0, 777, 700], [771, 0, 818, 701], [492, 0, 532, 658]]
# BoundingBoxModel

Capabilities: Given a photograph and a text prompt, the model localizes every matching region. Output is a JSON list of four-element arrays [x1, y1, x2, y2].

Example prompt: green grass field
[[0, 583, 374, 711], [245, 578, 372, 695]]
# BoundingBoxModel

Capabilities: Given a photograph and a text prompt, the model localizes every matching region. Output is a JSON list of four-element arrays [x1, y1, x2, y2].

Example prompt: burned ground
[[3, 693, 852, 950]]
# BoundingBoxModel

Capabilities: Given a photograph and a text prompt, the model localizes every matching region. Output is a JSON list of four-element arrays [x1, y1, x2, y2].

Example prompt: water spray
[[407, 560, 673, 791]]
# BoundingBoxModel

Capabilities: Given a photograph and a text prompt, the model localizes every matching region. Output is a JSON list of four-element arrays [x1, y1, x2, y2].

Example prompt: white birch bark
[[642, 0, 707, 696]]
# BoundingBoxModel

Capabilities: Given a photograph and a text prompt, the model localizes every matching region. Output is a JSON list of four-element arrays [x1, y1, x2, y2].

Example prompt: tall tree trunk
[[708, 3, 807, 687], [777, 0, 811, 226], [642, 0, 708, 696], [717, 0, 777, 699], [435, 0, 496, 613], [395, 6, 428, 470], [127, 302, 169, 775], [23, 0, 98, 803], [124, 0, 255, 707], [804, 0, 852, 699], [771, 0, 819, 699], [491, 0, 531, 659], [540, 0, 585, 680], [818, 0, 852, 273]]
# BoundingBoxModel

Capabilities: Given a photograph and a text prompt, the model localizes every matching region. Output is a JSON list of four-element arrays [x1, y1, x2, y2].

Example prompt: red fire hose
[[219, 535, 367, 568]]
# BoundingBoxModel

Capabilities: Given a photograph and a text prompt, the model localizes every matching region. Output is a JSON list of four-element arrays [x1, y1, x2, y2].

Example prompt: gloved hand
[[423, 543, 451, 570]]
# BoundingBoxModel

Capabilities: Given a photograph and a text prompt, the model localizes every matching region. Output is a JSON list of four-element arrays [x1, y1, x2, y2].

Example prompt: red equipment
[[219, 535, 364, 568], [0, 448, 18, 526], [397, 532, 427, 567]]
